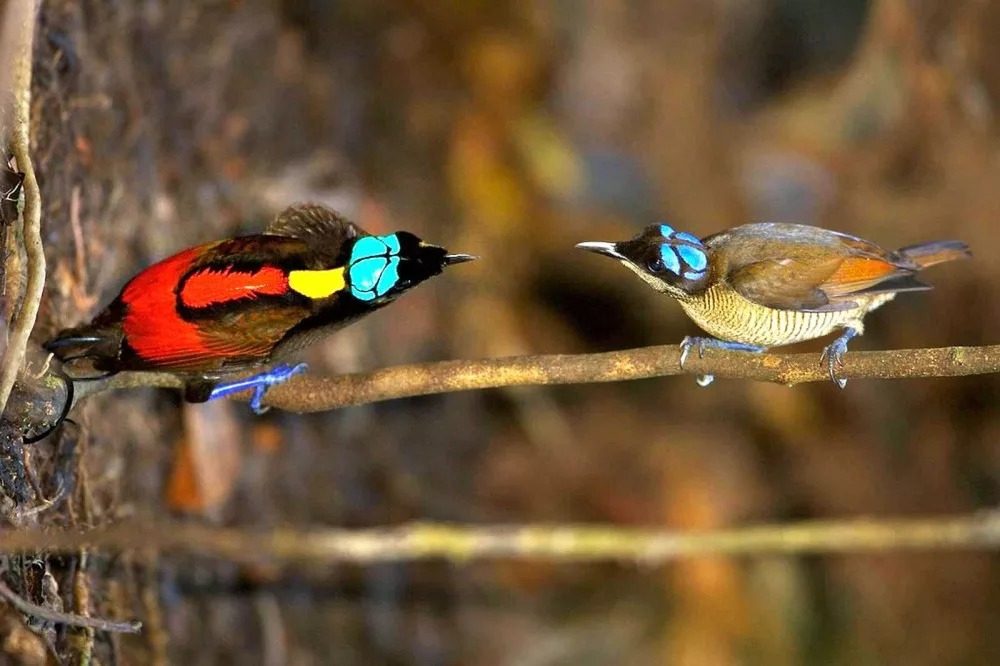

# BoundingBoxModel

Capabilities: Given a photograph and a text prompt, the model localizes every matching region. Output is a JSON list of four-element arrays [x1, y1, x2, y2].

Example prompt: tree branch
[[0, 580, 141, 634], [71, 343, 1000, 413], [0, 514, 996, 563], [0, 0, 44, 415]]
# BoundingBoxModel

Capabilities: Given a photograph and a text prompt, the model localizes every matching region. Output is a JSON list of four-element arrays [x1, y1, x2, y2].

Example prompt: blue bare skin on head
[[348, 234, 403, 301]]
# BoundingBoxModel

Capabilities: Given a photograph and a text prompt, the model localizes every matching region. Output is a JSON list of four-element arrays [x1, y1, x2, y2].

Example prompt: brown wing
[[195, 306, 313, 371], [709, 223, 926, 312]]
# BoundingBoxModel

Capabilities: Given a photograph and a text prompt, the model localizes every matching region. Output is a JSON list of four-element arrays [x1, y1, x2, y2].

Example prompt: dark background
[[12, 0, 1000, 663]]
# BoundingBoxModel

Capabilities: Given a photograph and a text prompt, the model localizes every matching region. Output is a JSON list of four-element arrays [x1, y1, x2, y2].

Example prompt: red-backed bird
[[577, 222, 971, 387], [46, 204, 476, 411]]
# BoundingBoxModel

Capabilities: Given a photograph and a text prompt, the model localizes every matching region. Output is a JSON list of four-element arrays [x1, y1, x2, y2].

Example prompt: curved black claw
[[678, 336, 705, 368], [22, 368, 75, 444], [820, 327, 859, 389]]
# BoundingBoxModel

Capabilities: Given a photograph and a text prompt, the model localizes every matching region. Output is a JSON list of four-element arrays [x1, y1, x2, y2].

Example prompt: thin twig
[[140, 551, 168, 666], [0, 513, 996, 563], [0, 579, 141, 634], [0, 0, 44, 415], [67, 550, 96, 665], [71, 343, 1000, 413]]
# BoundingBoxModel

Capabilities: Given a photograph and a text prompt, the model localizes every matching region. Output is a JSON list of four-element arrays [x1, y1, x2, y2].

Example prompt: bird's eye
[[647, 257, 663, 272]]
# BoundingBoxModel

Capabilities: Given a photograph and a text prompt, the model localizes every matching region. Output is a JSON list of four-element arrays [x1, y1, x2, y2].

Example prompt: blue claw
[[820, 327, 859, 389], [679, 336, 766, 367], [208, 363, 309, 414]]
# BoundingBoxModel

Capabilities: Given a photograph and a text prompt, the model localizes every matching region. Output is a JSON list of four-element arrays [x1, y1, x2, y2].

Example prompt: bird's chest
[[677, 286, 894, 347]]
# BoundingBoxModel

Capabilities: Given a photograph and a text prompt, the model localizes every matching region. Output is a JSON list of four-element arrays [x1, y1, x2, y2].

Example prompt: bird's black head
[[345, 231, 476, 304], [576, 223, 711, 299]]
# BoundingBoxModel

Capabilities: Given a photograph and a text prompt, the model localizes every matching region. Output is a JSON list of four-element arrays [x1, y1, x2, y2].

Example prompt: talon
[[249, 386, 267, 414], [820, 342, 846, 387], [821, 327, 859, 389], [679, 337, 694, 367], [679, 336, 705, 368]]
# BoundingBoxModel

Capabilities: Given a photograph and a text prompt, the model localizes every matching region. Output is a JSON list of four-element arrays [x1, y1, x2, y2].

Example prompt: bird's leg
[[679, 336, 766, 366], [678, 336, 767, 387], [819, 325, 861, 389], [206, 363, 308, 414]]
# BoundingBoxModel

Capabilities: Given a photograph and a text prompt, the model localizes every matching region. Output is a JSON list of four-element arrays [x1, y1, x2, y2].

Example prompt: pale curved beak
[[575, 241, 624, 260], [443, 253, 478, 266]]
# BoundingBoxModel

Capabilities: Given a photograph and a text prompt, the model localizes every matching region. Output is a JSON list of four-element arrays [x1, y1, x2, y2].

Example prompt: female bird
[[46, 204, 476, 411], [577, 222, 970, 387]]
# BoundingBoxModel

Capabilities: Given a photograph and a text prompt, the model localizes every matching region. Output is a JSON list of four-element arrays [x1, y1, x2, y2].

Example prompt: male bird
[[46, 204, 476, 411], [577, 222, 970, 387]]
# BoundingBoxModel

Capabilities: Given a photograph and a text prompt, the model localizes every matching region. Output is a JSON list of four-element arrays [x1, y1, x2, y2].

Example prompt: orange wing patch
[[822, 257, 904, 297]]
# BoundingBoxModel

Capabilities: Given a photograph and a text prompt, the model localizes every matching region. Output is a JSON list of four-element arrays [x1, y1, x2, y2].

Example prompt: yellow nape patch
[[288, 268, 346, 299]]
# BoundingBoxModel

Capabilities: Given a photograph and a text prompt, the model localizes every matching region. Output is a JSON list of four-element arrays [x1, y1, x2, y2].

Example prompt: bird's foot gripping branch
[[205, 362, 309, 414]]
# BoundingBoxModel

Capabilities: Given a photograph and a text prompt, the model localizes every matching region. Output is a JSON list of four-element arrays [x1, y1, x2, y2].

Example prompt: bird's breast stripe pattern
[[680, 285, 895, 347]]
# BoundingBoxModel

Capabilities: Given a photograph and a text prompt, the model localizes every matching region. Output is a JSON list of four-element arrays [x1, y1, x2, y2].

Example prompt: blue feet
[[679, 336, 766, 366], [207, 363, 308, 414], [678, 336, 766, 388], [820, 327, 859, 389]]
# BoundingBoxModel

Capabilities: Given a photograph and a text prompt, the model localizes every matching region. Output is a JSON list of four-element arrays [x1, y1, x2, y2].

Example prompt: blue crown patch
[[656, 224, 707, 279], [348, 234, 402, 301]]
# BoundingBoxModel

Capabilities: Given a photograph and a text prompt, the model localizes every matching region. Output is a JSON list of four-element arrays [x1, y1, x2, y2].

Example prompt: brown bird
[[577, 222, 971, 387]]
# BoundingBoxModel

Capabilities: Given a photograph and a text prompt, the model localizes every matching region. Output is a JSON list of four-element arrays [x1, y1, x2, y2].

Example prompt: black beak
[[443, 253, 478, 266], [575, 241, 624, 260]]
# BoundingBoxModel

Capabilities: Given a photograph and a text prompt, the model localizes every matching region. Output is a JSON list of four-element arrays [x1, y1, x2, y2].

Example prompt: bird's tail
[[898, 240, 972, 269], [44, 322, 124, 376]]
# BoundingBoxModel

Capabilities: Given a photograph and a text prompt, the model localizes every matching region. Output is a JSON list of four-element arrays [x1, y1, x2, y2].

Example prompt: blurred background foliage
[[14, 0, 1000, 663]]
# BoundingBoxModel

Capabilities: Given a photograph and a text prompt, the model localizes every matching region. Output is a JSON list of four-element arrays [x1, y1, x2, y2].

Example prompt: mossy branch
[[0, 513, 996, 563], [70, 343, 1000, 413]]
